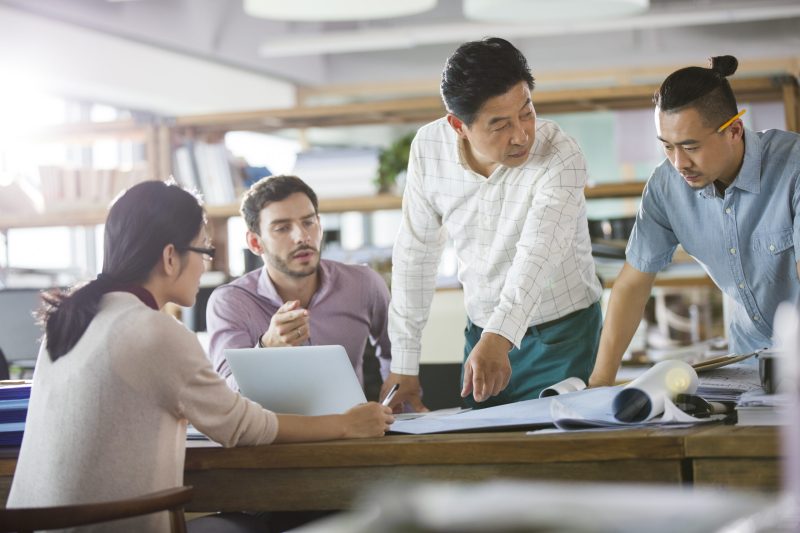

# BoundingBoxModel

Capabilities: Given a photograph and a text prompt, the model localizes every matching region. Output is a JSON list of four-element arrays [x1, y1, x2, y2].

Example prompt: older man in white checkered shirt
[[382, 38, 604, 410]]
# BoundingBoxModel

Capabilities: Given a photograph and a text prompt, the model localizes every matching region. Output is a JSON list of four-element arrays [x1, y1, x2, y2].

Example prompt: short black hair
[[440, 37, 535, 127], [654, 55, 740, 129], [240, 175, 319, 234]]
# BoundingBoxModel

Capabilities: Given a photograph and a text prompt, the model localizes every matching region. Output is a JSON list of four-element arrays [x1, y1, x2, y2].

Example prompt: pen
[[381, 383, 399, 406]]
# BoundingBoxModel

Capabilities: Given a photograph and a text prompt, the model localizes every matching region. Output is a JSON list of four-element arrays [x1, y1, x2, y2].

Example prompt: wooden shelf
[[173, 76, 792, 134], [21, 120, 155, 144], [4, 75, 793, 236], [203, 183, 643, 221], [0, 195, 406, 230], [0, 209, 108, 231], [174, 97, 447, 134], [205, 194, 404, 219], [0, 183, 647, 230], [585, 181, 645, 199]]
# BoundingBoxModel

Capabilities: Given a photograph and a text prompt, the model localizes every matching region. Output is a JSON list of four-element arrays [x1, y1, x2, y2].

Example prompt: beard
[[265, 245, 320, 279]]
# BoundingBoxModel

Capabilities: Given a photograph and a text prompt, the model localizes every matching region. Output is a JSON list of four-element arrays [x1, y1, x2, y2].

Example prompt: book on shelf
[[37, 165, 149, 211], [173, 142, 201, 193], [292, 147, 379, 199], [173, 141, 239, 205]]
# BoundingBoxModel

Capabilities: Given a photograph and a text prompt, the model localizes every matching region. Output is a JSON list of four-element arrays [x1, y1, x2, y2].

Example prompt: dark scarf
[[96, 273, 159, 310]]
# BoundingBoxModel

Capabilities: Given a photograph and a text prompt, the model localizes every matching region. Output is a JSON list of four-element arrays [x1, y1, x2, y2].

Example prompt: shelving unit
[[3, 74, 797, 278]]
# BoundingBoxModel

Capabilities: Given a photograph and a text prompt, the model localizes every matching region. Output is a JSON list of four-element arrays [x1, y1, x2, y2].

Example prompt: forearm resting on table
[[273, 414, 347, 443], [590, 263, 656, 386]]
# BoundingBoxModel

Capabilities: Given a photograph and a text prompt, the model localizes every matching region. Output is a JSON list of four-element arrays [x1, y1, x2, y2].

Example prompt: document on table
[[549, 394, 708, 430], [394, 407, 471, 421], [696, 363, 761, 401], [390, 387, 623, 434], [389, 361, 709, 435]]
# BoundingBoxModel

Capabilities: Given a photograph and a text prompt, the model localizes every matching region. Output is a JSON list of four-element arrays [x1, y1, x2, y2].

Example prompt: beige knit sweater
[[7, 292, 279, 532]]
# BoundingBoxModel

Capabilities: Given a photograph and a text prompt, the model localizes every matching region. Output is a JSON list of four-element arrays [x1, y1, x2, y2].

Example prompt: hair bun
[[709, 55, 738, 77]]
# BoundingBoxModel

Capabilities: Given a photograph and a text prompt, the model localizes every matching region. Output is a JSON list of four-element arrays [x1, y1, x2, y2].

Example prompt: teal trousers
[[461, 301, 602, 409]]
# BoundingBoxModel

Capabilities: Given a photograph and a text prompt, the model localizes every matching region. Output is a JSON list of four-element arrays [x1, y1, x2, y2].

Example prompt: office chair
[[0, 485, 193, 533]]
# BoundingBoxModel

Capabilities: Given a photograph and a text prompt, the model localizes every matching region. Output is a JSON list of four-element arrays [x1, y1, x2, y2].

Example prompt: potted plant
[[375, 132, 414, 194]]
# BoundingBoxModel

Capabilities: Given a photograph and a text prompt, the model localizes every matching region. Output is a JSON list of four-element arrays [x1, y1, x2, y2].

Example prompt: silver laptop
[[225, 345, 367, 416]]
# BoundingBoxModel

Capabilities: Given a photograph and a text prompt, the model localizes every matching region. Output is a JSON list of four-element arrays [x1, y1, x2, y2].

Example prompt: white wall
[[420, 289, 467, 364]]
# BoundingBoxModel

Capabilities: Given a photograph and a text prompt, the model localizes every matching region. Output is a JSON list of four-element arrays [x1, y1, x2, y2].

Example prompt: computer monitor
[[0, 288, 45, 362]]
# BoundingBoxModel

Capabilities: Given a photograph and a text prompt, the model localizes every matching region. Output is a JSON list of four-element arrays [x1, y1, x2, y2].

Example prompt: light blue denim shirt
[[626, 128, 800, 353]]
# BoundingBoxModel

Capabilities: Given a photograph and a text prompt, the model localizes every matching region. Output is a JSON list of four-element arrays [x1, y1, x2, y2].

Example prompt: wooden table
[[685, 425, 782, 490], [0, 425, 782, 512]]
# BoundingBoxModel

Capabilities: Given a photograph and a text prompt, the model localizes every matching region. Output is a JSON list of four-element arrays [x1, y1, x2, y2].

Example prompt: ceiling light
[[244, 0, 437, 21], [463, 0, 649, 22]]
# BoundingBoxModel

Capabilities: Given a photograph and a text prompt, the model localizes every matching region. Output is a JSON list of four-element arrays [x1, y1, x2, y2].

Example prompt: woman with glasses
[[7, 180, 393, 532]]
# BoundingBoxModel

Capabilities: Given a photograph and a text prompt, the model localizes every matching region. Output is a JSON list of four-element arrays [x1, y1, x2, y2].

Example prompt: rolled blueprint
[[613, 360, 698, 422], [540, 377, 587, 398]]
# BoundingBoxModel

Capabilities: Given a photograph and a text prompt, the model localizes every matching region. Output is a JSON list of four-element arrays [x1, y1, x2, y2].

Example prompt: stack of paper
[[736, 389, 789, 426], [0, 382, 31, 446], [696, 363, 761, 402]]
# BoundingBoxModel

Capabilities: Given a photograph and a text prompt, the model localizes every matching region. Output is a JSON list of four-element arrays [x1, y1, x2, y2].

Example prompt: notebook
[[225, 345, 366, 416]]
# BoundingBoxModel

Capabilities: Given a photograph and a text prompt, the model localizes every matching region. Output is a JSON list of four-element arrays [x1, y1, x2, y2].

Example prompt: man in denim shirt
[[590, 55, 800, 387]]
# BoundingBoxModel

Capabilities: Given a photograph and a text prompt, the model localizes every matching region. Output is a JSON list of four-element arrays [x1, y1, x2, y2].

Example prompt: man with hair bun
[[590, 55, 800, 387]]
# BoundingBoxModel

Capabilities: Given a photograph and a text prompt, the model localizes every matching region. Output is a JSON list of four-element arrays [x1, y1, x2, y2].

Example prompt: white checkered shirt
[[389, 117, 603, 375]]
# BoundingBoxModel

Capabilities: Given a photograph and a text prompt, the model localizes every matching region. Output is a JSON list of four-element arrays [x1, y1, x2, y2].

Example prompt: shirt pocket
[[752, 227, 795, 282]]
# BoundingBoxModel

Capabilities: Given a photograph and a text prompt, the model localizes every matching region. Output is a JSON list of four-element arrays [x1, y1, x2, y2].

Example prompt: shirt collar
[[256, 260, 330, 306], [127, 285, 159, 310], [454, 130, 539, 176], [699, 128, 760, 199], [96, 274, 159, 310], [107, 285, 159, 310], [456, 135, 470, 170], [732, 128, 762, 194]]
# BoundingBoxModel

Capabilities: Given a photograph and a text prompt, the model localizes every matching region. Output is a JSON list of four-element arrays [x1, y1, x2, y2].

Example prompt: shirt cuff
[[625, 251, 671, 274], [484, 309, 529, 350], [389, 350, 421, 376]]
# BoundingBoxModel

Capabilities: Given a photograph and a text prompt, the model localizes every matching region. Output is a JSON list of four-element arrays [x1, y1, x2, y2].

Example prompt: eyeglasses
[[185, 246, 216, 260]]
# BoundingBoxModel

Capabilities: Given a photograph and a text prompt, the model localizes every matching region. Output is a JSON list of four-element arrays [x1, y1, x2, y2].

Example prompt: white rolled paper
[[613, 360, 698, 422], [539, 377, 587, 398]]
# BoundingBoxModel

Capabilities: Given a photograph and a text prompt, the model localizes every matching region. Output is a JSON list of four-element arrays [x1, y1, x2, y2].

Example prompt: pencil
[[717, 109, 746, 132]]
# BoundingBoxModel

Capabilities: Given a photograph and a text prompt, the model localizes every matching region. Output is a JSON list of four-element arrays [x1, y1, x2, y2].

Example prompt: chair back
[[0, 485, 193, 533]]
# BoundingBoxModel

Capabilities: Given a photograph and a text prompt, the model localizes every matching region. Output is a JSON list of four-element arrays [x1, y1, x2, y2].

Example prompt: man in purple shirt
[[206, 175, 392, 391]]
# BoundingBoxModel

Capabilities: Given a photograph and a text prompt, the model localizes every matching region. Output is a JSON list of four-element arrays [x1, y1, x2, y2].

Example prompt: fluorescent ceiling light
[[244, 0, 437, 21], [258, 1, 800, 57], [464, 0, 649, 22]]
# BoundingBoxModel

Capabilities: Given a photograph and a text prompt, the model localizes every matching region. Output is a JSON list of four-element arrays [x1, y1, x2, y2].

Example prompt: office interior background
[[0, 0, 799, 381]]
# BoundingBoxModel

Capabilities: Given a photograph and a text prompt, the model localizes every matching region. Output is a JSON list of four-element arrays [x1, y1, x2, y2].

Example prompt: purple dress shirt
[[206, 259, 392, 390]]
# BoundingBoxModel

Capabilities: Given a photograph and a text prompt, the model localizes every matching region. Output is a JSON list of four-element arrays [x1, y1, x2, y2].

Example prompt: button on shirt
[[389, 117, 603, 375], [626, 128, 800, 353], [207, 260, 392, 390]]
